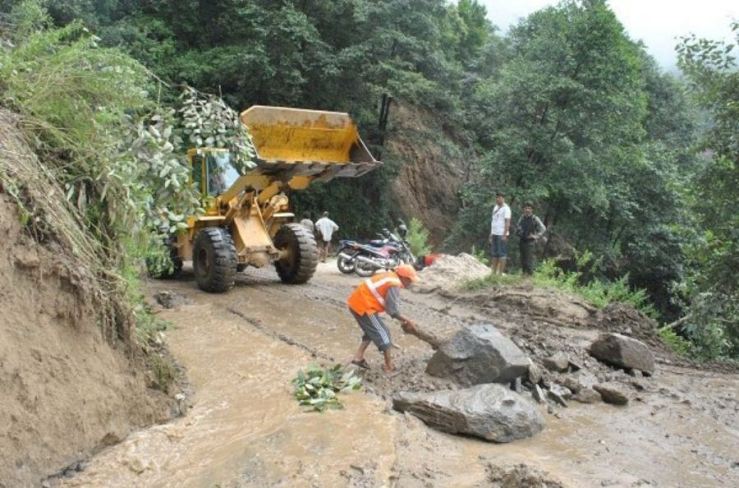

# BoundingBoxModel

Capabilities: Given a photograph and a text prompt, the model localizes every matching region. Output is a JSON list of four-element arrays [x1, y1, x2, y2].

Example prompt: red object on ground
[[424, 254, 443, 267]]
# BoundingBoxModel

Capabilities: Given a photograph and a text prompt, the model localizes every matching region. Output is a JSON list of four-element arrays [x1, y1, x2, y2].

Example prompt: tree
[[675, 22, 739, 359]]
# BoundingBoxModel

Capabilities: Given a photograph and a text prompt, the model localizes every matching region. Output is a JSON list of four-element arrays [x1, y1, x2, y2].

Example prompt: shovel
[[402, 322, 442, 349]]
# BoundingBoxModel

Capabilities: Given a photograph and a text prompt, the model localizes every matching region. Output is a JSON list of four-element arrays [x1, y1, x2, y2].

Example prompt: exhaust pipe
[[356, 255, 385, 269], [338, 252, 355, 261]]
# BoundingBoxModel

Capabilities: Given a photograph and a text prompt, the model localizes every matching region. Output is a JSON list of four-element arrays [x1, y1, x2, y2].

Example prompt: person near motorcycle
[[347, 264, 420, 373], [314, 211, 339, 262]]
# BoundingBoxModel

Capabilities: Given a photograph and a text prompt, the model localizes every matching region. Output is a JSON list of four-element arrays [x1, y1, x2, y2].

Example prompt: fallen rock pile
[[390, 320, 658, 442]]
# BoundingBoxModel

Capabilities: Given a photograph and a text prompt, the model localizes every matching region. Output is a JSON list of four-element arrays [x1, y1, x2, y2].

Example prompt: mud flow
[[56, 262, 738, 487]]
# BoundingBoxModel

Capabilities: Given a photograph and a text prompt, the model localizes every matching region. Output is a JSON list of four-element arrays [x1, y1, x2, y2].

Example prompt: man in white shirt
[[489, 192, 511, 274], [314, 211, 339, 262]]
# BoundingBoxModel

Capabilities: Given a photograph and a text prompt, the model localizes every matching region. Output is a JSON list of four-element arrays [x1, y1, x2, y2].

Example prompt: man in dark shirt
[[516, 202, 546, 275]]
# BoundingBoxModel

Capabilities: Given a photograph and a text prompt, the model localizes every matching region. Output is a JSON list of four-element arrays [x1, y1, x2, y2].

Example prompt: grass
[[464, 272, 523, 290], [658, 327, 692, 356], [461, 254, 657, 318], [148, 353, 177, 394], [532, 259, 657, 317]]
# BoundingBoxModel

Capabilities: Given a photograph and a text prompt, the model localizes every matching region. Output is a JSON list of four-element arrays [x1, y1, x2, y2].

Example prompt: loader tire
[[274, 223, 318, 284], [193, 227, 237, 293]]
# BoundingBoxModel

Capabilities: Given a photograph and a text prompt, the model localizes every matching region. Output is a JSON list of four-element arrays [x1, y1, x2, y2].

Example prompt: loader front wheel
[[274, 223, 318, 284], [193, 227, 237, 293]]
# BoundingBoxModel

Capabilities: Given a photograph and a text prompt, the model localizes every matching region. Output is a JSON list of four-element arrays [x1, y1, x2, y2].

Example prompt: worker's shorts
[[350, 309, 392, 352], [490, 235, 508, 258]]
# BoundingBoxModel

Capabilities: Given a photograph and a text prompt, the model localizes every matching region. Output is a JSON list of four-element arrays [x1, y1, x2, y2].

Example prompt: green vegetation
[[292, 364, 362, 412], [674, 21, 739, 360], [406, 217, 432, 256], [464, 273, 523, 290], [0, 0, 735, 360], [0, 1, 244, 368], [532, 259, 656, 318], [464, 251, 656, 318], [658, 327, 692, 357]]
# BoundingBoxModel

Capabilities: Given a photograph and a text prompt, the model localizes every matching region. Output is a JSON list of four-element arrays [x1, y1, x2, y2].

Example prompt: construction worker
[[347, 265, 419, 373]]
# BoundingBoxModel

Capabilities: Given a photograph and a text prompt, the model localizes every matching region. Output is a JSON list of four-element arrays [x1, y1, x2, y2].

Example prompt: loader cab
[[188, 149, 240, 211]]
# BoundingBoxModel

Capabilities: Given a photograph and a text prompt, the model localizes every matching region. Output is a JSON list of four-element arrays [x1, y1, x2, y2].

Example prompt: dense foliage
[[1, 0, 735, 359], [675, 22, 739, 359]]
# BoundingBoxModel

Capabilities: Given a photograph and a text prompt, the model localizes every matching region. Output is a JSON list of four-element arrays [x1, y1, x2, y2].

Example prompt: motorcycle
[[336, 229, 392, 274], [337, 224, 416, 277]]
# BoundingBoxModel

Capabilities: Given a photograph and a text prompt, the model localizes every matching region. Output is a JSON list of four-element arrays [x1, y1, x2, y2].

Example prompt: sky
[[478, 0, 738, 70]]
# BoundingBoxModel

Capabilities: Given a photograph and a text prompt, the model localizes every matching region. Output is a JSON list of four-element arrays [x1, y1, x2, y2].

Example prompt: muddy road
[[56, 262, 738, 487]]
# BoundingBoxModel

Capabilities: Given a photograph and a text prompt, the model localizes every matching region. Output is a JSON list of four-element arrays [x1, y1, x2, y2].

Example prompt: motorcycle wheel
[[336, 253, 356, 274], [354, 259, 377, 277]]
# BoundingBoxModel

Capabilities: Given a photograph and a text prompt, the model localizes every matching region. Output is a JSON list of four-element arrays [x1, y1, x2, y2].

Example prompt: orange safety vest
[[347, 271, 404, 316]]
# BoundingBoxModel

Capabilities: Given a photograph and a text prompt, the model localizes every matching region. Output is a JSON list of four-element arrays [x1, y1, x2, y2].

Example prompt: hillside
[[386, 102, 467, 245], [0, 112, 175, 486]]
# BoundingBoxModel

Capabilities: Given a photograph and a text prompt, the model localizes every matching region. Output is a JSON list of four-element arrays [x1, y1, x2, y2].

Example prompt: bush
[[470, 244, 490, 266], [406, 217, 432, 256], [658, 327, 692, 356], [532, 252, 657, 317], [0, 5, 191, 343]]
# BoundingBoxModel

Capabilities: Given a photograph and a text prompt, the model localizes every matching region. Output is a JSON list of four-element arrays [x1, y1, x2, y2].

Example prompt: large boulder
[[589, 333, 655, 374], [393, 384, 545, 443], [426, 324, 529, 386]]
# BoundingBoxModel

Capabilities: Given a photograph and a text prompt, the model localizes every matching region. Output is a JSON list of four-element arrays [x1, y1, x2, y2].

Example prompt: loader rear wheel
[[193, 227, 237, 293], [274, 223, 318, 284]]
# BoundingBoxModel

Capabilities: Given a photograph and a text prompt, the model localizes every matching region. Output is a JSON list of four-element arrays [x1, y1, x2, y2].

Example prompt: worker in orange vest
[[347, 264, 419, 373]]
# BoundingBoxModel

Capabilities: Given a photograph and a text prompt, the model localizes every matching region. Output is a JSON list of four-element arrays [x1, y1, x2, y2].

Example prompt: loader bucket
[[240, 106, 381, 181]]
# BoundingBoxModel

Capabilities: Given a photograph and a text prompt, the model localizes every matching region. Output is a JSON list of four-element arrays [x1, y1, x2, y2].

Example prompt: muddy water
[[59, 295, 397, 487], [60, 262, 739, 487]]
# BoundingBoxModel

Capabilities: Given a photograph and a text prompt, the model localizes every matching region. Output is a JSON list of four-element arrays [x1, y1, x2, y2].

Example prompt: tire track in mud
[[226, 306, 337, 363]]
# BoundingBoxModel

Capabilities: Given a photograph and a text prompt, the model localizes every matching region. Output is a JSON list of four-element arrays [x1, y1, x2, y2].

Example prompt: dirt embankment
[[385, 102, 469, 245], [0, 116, 174, 487]]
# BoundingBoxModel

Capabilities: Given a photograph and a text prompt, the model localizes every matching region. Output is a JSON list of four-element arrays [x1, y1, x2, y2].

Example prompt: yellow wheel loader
[[160, 106, 380, 293]]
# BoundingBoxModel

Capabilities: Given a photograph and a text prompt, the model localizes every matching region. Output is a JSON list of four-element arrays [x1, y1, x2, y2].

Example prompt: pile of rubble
[[392, 324, 656, 443]]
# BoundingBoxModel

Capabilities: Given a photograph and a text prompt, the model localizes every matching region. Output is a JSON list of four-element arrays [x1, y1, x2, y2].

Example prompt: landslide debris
[[0, 111, 175, 486], [415, 253, 490, 294], [484, 462, 566, 488]]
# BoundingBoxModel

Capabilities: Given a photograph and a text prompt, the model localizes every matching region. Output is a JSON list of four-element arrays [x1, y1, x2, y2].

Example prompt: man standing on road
[[516, 202, 546, 275], [314, 211, 339, 262], [347, 265, 419, 373], [489, 192, 511, 275]]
